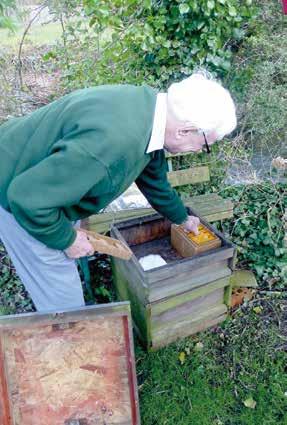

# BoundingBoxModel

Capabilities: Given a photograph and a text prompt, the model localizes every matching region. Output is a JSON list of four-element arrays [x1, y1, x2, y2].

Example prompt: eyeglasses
[[202, 132, 211, 154]]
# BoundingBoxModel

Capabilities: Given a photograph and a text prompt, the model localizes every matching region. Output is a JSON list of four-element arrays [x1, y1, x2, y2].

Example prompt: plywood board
[[0, 303, 140, 425]]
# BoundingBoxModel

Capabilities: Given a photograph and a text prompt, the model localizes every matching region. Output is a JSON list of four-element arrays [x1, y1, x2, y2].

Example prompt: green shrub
[[50, 0, 256, 90], [220, 182, 287, 289]]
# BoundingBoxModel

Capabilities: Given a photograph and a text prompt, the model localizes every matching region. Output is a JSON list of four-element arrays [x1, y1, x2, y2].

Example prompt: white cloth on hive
[[139, 254, 167, 271]]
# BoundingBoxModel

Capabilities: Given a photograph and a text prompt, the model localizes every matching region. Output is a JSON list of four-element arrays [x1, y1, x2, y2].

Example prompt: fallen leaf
[[194, 342, 204, 351], [178, 351, 186, 364], [185, 347, 191, 355], [231, 288, 253, 307], [243, 397, 256, 409], [253, 306, 263, 314]]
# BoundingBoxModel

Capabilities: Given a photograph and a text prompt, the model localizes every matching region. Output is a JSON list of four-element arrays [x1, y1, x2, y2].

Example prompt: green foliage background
[[221, 183, 286, 289], [0, 0, 15, 30], [47, 0, 256, 90]]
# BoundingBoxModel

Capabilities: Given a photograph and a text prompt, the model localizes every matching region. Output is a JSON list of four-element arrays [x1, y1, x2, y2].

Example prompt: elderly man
[[0, 73, 236, 312]]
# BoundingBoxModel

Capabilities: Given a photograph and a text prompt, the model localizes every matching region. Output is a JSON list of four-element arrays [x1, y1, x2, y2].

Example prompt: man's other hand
[[64, 230, 94, 258], [181, 215, 200, 235]]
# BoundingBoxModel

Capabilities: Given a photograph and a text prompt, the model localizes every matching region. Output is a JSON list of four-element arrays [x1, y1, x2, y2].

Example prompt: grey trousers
[[0, 206, 85, 312]]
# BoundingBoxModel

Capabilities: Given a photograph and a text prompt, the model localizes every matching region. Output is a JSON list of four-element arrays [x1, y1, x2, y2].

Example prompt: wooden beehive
[[0, 303, 140, 425], [111, 211, 236, 350]]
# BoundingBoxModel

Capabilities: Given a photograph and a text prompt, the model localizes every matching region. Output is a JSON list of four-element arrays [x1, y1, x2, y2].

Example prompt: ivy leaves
[[58, 0, 257, 89], [221, 183, 287, 288]]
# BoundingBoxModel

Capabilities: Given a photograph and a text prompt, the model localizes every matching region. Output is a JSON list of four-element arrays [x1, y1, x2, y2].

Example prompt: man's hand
[[181, 215, 200, 235], [64, 230, 94, 259]]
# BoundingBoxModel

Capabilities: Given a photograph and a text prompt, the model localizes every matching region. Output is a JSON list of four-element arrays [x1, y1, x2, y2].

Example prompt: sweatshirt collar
[[146, 93, 167, 153]]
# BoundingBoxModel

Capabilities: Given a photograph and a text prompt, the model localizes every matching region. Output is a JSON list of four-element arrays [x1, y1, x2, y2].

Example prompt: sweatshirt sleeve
[[135, 150, 188, 224], [7, 137, 111, 250]]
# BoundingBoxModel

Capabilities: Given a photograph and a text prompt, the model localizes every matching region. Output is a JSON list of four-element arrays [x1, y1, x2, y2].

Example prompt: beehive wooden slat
[[151, 306, 227, 349], [112, 261, 151, 343], [145, 247, 234, 285], [150, 276, 230, 316], [151, 288, 224, 329], [148, 264, 231, 302]]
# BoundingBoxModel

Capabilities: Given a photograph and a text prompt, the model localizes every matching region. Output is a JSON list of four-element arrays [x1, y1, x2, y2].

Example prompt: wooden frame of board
[[0, 302, 140, 425]]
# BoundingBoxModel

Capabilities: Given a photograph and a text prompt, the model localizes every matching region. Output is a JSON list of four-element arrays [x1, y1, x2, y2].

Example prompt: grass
[[136, 300, 287, 425], [0, 22, 63, 49]]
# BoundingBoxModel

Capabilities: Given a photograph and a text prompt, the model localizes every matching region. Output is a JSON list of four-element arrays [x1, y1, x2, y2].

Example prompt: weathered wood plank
[[167, 166, 210, 187], [183, 193, 223, 203], [148, 263, 231, 302], [200, 210, 234, 222], [85, 208, 233, 234], [151, 306, 227, 349], [88, 209, 153, 225], [0, 303, 131, 329], [116, 217, 170, 247], [186, 192, 232, 203], [186, 200, 234, 216], [111, 257, 148, 302], [145, 246, 234, 284], [150, 276, 230, 316], [152, 288, 224, 328], [153, 304, 227, 336], [112, 260, 150, 346], [83, 193, 234, 234], [185, 195, 234, 221]]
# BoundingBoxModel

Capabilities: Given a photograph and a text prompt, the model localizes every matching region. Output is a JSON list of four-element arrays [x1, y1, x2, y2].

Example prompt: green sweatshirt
[[0, 84, 188, 250]]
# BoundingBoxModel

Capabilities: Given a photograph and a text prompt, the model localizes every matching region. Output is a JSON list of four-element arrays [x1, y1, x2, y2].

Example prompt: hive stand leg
[[78, 257, 95, 302]]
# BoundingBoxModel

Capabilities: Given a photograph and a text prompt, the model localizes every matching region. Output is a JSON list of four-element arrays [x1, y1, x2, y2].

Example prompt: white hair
[[167, 73, 237, 139]]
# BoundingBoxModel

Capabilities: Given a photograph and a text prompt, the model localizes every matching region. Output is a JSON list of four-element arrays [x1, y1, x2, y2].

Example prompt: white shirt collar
[[146, 93, 167, 153]]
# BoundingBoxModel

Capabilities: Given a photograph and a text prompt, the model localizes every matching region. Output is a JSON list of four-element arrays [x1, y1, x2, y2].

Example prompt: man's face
[[164, 125, 218, 154]]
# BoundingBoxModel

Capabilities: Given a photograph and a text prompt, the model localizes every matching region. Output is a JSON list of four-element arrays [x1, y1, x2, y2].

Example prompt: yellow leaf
[[243, 397, 256, 409], [253, 306, 263, 314], [178, 351, 186, 364]]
